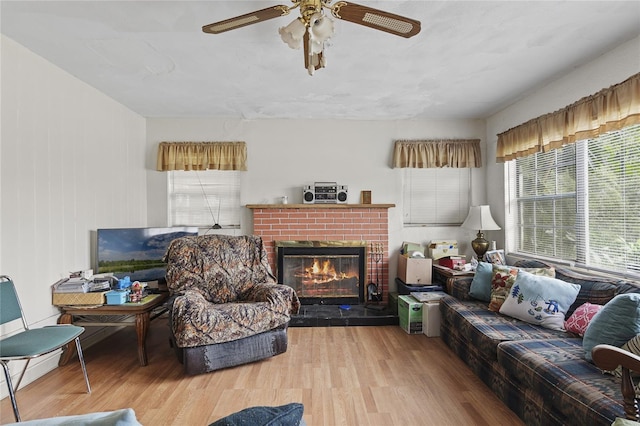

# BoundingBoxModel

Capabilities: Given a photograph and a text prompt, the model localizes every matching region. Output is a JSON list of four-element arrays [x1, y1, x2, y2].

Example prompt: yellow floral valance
[[497, 72, 640, 162], [156, 141, 247, 171], [392, 139, 482, 168]]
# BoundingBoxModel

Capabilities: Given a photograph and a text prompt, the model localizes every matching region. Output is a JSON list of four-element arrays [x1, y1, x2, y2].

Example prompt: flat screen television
[[96, 227, 198, 282]]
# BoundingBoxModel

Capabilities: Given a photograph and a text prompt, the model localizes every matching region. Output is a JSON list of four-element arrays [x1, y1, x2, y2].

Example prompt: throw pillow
[[488, 265, 555, 312], [469, 262, 494, 302], [499, 269, 580, 330], [564, 303, 604, 336], [487, 265, 518, 311], [209, 403, 304, 426], [583, 293, 640, 362]]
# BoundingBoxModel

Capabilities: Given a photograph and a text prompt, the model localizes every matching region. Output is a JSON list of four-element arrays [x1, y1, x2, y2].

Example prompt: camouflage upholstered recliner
[[164, 234, 300, 375]]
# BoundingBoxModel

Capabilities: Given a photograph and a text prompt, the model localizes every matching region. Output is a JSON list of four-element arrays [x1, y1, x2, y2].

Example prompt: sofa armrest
[[449, 276, 475, 300]]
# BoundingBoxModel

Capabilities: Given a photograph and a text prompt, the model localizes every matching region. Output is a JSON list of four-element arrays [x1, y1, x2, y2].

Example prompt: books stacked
[[53, 277, 90, 293], [53, 277, 111, 294]]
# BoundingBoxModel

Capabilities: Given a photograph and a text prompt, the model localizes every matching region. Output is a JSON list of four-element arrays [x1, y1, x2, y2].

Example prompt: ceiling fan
[[202, 0, 421, 75]]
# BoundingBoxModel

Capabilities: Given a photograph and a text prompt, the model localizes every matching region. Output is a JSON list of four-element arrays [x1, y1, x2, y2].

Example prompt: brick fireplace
[[247, 204, 393, 305]]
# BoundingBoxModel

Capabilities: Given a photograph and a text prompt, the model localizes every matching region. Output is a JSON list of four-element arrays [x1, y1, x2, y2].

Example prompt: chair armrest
[[242, 283, 300, 315], [592, 344, 640, 372], [592, 344, 640, 421]]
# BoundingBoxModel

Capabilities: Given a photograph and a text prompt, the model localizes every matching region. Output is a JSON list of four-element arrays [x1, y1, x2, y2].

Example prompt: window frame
[[167, 170, 241, 229], [507, 124, 640, 279]]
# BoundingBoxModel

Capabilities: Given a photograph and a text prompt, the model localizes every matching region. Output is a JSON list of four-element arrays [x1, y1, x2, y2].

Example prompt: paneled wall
[[0, 35, 147, 396]]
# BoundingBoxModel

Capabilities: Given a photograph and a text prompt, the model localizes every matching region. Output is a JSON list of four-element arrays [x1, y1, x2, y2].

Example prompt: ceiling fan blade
[[202, 5, 290, 34], [331, 1, 421, 38]]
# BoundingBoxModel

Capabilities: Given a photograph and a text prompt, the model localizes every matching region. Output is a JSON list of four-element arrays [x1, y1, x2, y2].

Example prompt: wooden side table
[[432, 264, 475, 294], [57, 292, 168, 367]]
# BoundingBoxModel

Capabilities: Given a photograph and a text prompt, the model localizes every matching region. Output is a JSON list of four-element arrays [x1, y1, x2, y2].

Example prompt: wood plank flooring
[[0, 315, 524, 425]]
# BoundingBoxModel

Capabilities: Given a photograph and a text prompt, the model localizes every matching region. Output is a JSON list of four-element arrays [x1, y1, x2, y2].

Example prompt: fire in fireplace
[[276, 241, 366, 305]]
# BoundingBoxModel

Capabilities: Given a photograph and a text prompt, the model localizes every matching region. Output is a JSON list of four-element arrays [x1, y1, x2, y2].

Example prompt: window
[[402, 168, 471, 225], [168, 170, 241, 228], [509, 124, 640, 276]]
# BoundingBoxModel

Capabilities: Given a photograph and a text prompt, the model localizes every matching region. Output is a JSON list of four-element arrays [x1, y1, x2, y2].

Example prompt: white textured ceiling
[[1, 1, 639, 120]]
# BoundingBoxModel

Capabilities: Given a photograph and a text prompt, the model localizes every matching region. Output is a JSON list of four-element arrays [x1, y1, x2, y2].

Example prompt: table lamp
[[461, 205, 501, 259]]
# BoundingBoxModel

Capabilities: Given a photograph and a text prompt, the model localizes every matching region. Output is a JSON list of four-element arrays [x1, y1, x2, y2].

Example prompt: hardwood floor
[[1, 316, 524, 425]]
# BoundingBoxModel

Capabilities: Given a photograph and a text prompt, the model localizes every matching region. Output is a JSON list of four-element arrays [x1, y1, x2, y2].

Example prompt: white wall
[[485, 35, 640, 251], [5, 28, 636, 399], [146, 118, 487, 279], [0, 35, 147, 395]]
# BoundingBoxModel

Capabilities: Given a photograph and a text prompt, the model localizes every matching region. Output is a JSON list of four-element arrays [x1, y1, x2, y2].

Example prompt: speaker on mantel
[[303, 185, 315, 204], [337, 185, 348, 203]]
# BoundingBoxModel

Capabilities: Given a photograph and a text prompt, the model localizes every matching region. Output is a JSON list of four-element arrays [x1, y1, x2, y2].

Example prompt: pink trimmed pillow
[[564, 302, 603, 336]]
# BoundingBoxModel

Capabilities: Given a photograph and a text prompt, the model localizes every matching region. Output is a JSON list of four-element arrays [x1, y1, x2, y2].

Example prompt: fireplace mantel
[[246, 204, 395, 209]]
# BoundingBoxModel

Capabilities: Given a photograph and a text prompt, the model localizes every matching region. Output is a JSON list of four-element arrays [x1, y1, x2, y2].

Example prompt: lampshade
[[461, 205, 501, 231], [461, 205, 501, 259], [279, 13, 334, 51], [279, 18, 306, 49], [308, 12, 334, 42]]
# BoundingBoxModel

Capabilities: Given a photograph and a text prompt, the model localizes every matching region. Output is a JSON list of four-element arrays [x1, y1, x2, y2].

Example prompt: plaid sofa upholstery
[[440, 260, 640, 426]]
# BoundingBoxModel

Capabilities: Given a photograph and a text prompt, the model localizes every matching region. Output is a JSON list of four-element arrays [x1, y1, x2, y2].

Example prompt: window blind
[[168, 170, 241, 228], [582, 124, 640, 274], [403, 168, 471, 225], [513, 144, 577, 260]]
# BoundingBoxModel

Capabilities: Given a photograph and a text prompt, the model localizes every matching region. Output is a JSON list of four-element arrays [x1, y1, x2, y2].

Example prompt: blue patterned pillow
[[583, 293, 640, 362], [209, 403, 304, 426]]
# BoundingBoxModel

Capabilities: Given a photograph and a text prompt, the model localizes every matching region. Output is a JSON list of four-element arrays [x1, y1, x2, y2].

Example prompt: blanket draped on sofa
[[164, 234, 300, 374]]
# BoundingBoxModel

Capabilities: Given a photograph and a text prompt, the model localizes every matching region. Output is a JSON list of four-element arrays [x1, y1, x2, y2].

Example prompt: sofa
[[439, 259, 640, 426], [164, 234, 300, 375]]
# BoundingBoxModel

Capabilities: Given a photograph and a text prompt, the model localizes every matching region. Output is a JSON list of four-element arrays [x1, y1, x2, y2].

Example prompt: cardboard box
[[422, 302, 441, 337], [397, 255, 432, 285], [428, 240, 459, 260], [52, 291, 108, 306], [438, 256, 466, 269], [398, 295, 423, 334]]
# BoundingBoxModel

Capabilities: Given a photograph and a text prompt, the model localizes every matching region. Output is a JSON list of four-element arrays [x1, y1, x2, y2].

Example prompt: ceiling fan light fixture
[[279, 17, 306, 49], [308, 12, 334, 42], [203, 0, 421, 75]]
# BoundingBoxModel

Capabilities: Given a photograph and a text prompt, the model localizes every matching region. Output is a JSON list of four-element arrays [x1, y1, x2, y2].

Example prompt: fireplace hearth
[[290, 304, 398, 327]]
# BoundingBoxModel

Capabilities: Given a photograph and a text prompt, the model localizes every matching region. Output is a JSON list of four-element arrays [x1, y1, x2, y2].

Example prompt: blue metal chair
[[0, 275, 91, 421]]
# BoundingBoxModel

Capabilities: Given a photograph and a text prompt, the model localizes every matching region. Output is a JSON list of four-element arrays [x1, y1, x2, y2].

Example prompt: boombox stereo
[[303, 182, 348, 204]]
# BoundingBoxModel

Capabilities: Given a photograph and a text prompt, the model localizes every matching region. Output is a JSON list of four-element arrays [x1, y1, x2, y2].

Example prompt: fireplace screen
[[276, 243, 366, 305]]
